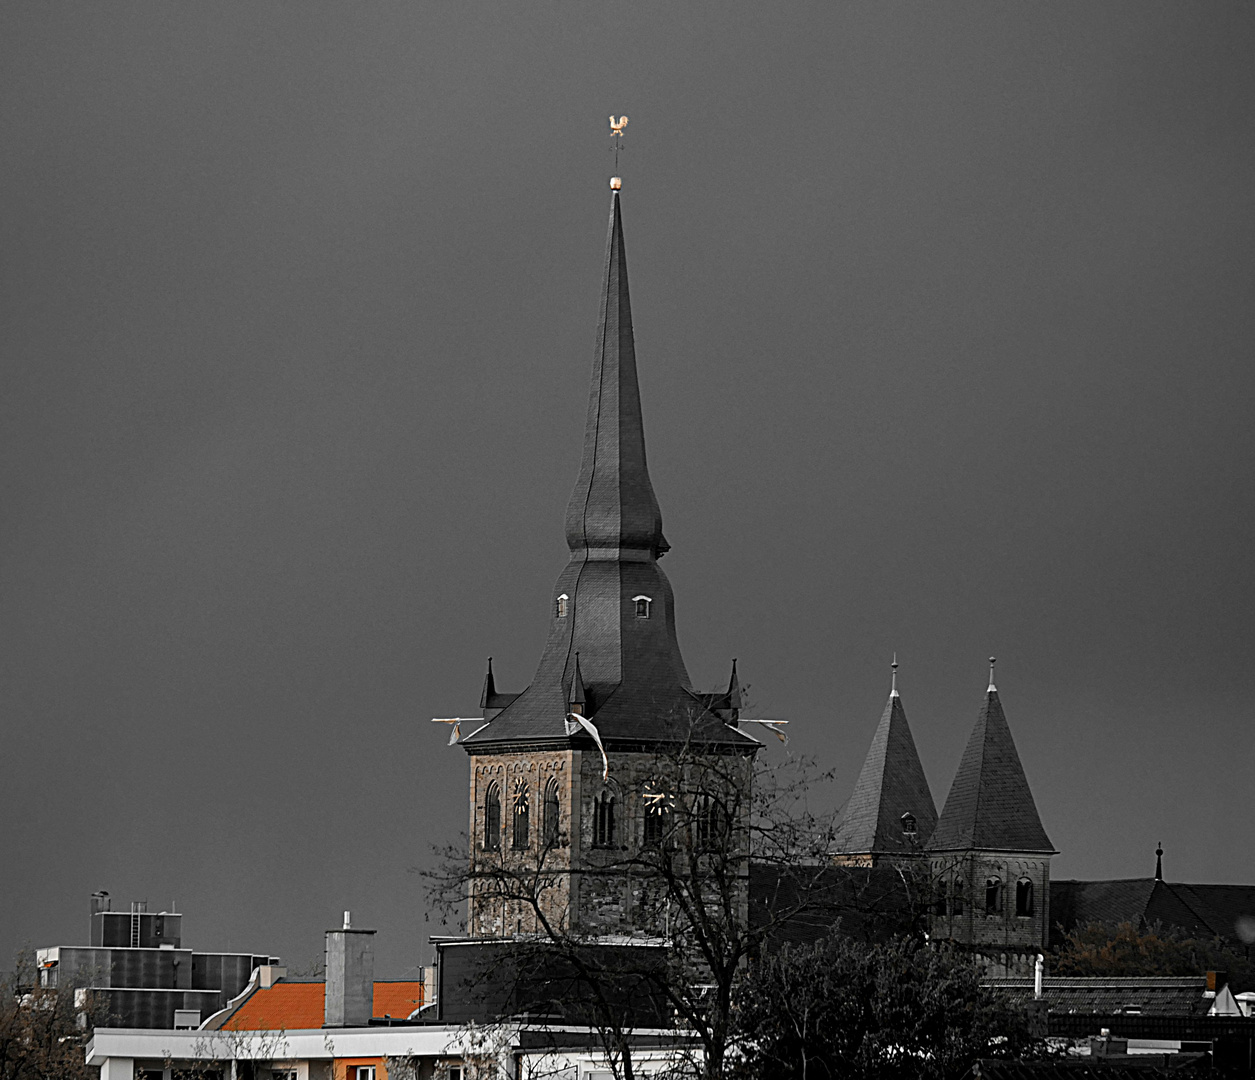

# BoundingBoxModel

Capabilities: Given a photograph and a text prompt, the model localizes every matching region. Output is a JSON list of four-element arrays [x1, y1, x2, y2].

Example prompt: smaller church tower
[[926, 661, 1055, 976], [832, 660, 937, 865]]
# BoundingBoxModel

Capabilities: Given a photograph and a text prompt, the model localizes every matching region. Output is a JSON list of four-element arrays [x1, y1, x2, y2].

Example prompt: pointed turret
[[463, 187, 754, 751], [833, 670, 937, 859], [569, 653, 588, 714], [480, 657, 519, 712], [725, 659, 742, 714], [927, 683, 1053, 853]]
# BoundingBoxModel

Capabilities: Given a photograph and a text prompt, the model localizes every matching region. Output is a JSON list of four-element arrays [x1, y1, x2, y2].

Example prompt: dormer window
[[900, 812, 917, 838], [556, 594, 569, 618], [633, 595, 652, 619]]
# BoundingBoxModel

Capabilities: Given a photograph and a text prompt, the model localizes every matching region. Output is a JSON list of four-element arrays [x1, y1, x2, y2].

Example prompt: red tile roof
[[221, 981, 424, 1030]]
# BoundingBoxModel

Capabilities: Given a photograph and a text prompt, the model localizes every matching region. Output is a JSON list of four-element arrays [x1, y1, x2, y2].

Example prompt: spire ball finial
[[890, 653, 899, 697], [610, 176, 622, 190], [987, 656, 997, 692]]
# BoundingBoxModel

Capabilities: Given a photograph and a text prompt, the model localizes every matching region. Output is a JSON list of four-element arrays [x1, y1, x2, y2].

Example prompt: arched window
[[952, 878, 965, 915], [484, 783, 501, 851], [985, 876, 1003, 915], [543, 778, 561, 845], [633, 595, 652, 619], [1016, 877, 1034, 917], [556, 594, 569, 618], [593, 789, 616, 847], [695, 793, 725, 850], [932, 879, 947, 916], [512, 779, 529, 850], [643, 781, 671, 846]]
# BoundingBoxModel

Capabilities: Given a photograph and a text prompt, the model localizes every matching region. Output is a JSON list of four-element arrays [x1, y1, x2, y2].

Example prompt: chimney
[[89, 892, 110, 946], [324, 912, 376, 1027]]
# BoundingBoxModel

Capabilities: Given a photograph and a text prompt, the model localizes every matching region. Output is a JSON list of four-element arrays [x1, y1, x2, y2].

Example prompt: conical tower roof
[[464, 188, 755, 751], [833, 689, 937, 856], [927, 686, 1054, 853]]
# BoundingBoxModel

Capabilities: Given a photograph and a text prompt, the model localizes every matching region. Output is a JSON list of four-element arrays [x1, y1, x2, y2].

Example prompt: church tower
[[926, 663, 1055, 975], [832, 662, 937, 865], [460, 185, 759, 939]]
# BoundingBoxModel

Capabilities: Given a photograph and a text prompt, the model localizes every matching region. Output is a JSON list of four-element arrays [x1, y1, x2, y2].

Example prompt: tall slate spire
[[564, 191, 668, 560], [927, 686, 1054, 853], [833, 687, 937, 857], [463, 189, 755, 750]]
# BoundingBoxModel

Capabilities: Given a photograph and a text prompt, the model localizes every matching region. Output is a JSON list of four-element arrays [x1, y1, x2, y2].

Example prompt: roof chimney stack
[[324, 917, 375, 1027]]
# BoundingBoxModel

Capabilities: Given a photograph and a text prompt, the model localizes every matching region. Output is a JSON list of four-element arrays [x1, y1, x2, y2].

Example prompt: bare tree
[[0, 952, 100, 1080], [424, 715, 871, 1080]]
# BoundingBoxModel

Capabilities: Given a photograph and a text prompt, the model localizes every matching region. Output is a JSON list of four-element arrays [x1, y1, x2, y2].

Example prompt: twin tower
[[457, 184, 1054, 975]]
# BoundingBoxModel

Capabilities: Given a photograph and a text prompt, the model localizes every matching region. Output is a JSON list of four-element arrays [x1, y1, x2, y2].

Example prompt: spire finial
[[1155, 842, 1164, 881], [890, 653, 899, 698], [609, 114, 628, 183], [987, 656, 997, 692]]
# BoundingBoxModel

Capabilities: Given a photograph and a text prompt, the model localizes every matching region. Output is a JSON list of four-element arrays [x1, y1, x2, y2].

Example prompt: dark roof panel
[[927, 689, 1053, 853], [833, 692, 937, 855]]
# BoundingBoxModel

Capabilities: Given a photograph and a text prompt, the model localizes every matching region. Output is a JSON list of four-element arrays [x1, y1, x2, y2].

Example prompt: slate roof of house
[[927, 687, 1053, 853], [988, 976, 1209, 1017], [214, 979, 424, 1030], [832, 690, 937, 855], [462, 191, 755, 753], [1049, 878, 1255, 951]]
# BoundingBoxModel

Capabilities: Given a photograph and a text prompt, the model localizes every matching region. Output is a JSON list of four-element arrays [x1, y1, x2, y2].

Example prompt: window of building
[[556, 594, 569, 618], [695, 793, 725, 850], [356, 1068, 376, 1080], [952, 879, 965, 915], [932, 879, 947, 916], [593, 788, 616, 847], [1016, 877, 1034, 917], [512, 778, 530, 850], [543, 778, 560, 845], [484, 782, 501, 851], [900, 812, 917, 838], [985, 876, 1003, 915], [633, 595, 652, 619], [273, 1071, 297, 1080]]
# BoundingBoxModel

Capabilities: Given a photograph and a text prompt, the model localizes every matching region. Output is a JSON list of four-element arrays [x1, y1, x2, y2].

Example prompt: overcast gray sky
[[3, 3, 1253, 977]]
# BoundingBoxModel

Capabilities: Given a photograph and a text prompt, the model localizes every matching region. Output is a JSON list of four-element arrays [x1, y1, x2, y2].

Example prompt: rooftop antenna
[[890, 653, 899, 698], [609, 114, 628, 188], [988, 656, 997, 693]]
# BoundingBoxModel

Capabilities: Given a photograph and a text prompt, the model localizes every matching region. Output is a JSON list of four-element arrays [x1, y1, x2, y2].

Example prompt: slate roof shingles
[[833, 692, 938, 855], [927, 689, 1053, 854]]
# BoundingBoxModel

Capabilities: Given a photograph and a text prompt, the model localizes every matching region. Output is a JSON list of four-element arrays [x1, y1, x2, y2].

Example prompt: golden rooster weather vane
[[608, 114, 629, 177]]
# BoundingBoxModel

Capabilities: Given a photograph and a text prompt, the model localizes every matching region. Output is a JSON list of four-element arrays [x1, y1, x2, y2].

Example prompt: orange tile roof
[[223, 982, 324, 1030], [222, 981, 424, 1030], [372, 982, 424, 1019]]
